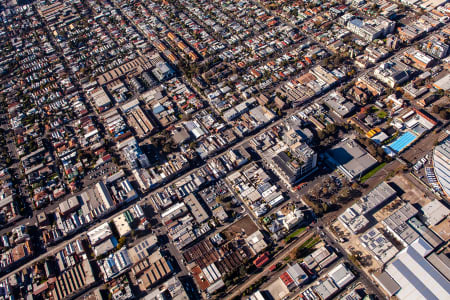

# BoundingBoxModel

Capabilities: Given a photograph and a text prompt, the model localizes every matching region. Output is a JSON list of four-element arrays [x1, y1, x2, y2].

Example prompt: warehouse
[[384, 238, 450, 300]]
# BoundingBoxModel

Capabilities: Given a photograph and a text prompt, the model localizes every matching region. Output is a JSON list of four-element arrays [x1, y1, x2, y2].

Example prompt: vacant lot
[[221, 214, 259, 240], [389, 174, 432, 207]]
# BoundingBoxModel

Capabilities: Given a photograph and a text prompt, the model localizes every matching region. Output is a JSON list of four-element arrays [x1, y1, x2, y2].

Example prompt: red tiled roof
[[192, 266, 210, 291], [280, 271, 294, 287], [253, 252, 269, 268], [414, 108, 437, 126]]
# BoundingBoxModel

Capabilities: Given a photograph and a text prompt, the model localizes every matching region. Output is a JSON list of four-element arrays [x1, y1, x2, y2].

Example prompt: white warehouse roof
[[385, 238, 450, 300], [87, 222, 112, 246], [421, 200, 449, 226], [328, 263, 355, 289]]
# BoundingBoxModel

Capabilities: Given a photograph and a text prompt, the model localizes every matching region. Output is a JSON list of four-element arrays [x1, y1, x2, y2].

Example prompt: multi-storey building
[[422, 35, 449, 58], [347, 16, 395, 41]]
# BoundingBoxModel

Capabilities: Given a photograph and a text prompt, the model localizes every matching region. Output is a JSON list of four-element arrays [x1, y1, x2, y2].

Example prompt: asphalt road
[[0, 2, 446, 297], [0, 161, 118, 236], [225, 231, 316, 300], [222, 214, 386, 300], [0, 231, 89, 282], [317, 221, 385, 300], [0, 55, 437, 287]]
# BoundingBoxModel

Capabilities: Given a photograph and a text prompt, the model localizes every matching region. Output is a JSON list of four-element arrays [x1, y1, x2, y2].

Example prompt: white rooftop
[[113, 214, 132, 237], [434, 73, 450, 91], [422, 200, 449, 226], [87, 222, 112, 246], [386, 238, 450, 300], [328, 263, 355, 289]]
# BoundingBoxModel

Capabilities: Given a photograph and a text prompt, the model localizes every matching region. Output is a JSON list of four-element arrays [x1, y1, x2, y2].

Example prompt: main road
[[225, 231, 316, 300], [316, 221, 385, 300], [1, 0, 444, 292], [0, 35, 435, 283]]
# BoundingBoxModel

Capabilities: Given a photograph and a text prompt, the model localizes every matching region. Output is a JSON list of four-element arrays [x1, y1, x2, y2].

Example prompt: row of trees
[[303, 180, 362, 215], [432, 104, 450, 120], [150, 130, 178, 153], [357, 136, 390, 163], [315, 122, 352, 149]]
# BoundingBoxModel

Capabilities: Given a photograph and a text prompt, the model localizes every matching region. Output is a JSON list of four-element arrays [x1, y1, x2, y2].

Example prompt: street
[[226, 231, 315, 300]]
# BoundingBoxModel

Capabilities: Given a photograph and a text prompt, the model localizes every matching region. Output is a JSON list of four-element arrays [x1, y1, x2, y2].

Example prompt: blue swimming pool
[[389, 131, 418, 153]]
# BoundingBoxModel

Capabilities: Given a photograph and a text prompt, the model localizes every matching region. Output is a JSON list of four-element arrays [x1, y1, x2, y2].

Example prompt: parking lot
[[82, 161, 120, 186]]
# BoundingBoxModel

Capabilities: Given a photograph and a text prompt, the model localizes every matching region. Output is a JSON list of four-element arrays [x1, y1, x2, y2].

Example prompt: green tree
[[239, 265, 246, 277], [439, 109, 450, 120], [189, 141, 197, 149], [117, 237, 126, 249], [163, 144, 172, 153], [432, 105, 441, 114]]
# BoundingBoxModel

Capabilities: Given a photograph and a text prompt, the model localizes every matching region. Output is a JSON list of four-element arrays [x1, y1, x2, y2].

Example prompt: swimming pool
[[388, 131, 418, 153]]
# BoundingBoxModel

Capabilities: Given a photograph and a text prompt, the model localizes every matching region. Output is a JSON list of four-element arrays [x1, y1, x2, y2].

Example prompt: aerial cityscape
[[0, 0, 449, 299]]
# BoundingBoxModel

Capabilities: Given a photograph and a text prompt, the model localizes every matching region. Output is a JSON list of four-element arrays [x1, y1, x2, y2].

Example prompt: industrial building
[[421, 200, 449, 226], [129, 235, 158, 264], [183, 194, 209, 224], [379, 238, 450, 300], [303, 246, 338, 270], [326, 138, 378, 181], [432, 136, 450, 197], [113, 213, 132, 237], [100, 248, 132, 281], [327, 263, 355, 289], [87, 222, 112, 246], [354, 181, 397, 215], [280, 263, 309, 290], [50, 260, 95, 300], [359, 227, 399, 264], [339, 182, 397, 235], [134, 250, 174, 291], [382, 203, 419, 246]]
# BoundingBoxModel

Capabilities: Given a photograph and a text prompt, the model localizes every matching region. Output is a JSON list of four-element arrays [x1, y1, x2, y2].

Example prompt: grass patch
[[295, 235, 321, 259], [370, 106, 379, 113], [360, 162, 386, 183], [302, 236, 321, 249], [284, 227, 307, 243], [376, 110, 387, 119]]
